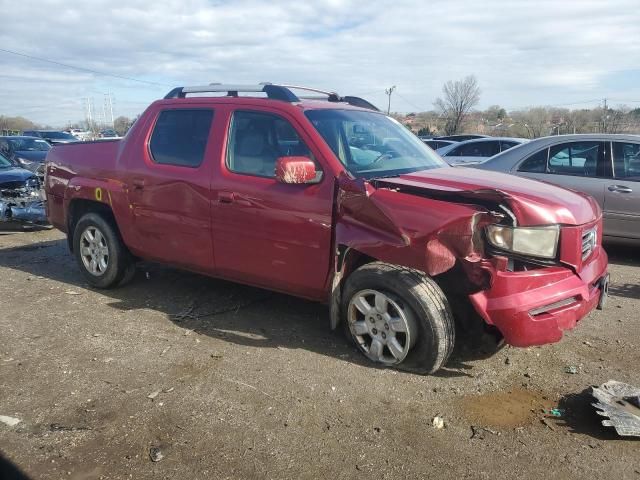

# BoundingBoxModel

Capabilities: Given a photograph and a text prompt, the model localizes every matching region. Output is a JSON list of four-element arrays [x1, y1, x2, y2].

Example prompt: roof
[[157, 83, 381, 113], [524, 133, 640, 144]]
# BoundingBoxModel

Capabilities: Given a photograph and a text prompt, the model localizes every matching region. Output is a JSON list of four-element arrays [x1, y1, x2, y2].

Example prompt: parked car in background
[[476, 134, 640, 242], [44, 83, 608, 374], [66, 129, 92, 141], [99, 129, 119, 138], [0, 151, 47, 223], [22, 130, 78, 145], [422, 139, 456, 150], [0, 136, 51, 175], [437, 137, 528, 166], [434, 134, 489, 142]]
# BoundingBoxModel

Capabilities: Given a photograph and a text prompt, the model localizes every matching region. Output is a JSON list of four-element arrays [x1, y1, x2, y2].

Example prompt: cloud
[[1, 0, 639, 125]]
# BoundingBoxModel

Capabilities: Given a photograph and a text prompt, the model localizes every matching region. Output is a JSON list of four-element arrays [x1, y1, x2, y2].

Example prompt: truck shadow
[[0, 238, 499, 377], [604, 242, 640, 267]]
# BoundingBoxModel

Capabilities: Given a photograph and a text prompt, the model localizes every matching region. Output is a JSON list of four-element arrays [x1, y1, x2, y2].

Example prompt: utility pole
[[603, 98, 608, 133], [83, 97, 93, 131], [106, 92, 115, 128], [102, 94, 110, 130], [385, 85, 396, 115]]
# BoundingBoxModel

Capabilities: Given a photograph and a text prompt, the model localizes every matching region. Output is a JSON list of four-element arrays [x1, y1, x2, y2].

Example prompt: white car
[[437, 137, 528, 166], [67, 129, 92, 141]]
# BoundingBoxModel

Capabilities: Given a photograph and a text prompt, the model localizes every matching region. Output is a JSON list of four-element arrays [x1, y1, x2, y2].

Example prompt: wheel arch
[[66, 199, 118, 252], [329, 245, 381, 330]]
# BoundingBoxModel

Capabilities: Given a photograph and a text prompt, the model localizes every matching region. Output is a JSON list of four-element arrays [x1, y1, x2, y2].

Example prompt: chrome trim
[[529, 296, 579, 316]]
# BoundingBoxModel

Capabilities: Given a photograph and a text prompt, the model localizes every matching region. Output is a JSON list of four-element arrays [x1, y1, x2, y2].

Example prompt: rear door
[[210, 107, 335, 299], [124, 107, 218, 271], [604, 141, 640, 239], [516, 141, 607, 208]]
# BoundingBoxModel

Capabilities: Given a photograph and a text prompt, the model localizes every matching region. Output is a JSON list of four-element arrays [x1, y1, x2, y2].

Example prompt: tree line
[[0, 115, 135, 136], [403, 75, 640, 138]]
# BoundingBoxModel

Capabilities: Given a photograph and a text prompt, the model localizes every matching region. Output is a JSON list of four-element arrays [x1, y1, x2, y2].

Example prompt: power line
[[0, 47, 170, 88], [394, 92, 429, 113], [546, 98, 602, 107]]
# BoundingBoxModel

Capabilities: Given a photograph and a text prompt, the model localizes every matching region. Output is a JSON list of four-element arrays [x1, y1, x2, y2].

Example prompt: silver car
[[476, 134, 640, 242], [436, 137, 528, 166]]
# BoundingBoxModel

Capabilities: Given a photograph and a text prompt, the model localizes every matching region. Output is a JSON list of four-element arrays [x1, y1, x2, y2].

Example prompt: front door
[[125, 107, 217, 271], [210, 108, 335, 300], [605, 141, 640, 239]]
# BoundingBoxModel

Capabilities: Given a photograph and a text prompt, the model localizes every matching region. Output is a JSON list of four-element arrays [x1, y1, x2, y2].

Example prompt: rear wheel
[[73, 213, 134, 289], [342, 262, 455, 374]]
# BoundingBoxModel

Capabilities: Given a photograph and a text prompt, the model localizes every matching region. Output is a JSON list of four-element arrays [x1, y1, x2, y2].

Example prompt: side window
[[518, 148, 548, 173], [548, 141, 601, 177], [444, 145, 461, 156], [456, 141, 499, 157], [149, 109, 214, 167], [500, 141, 519, 152], [613, 142, 640, 181], [227, 110, 314, 177]]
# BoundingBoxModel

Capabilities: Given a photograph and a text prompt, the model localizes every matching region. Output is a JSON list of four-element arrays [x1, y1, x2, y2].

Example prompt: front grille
[[581, 227, 597, 261]]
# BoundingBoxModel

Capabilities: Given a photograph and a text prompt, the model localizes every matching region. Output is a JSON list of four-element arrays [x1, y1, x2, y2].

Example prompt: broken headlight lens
[[485, 225, 559, 259]]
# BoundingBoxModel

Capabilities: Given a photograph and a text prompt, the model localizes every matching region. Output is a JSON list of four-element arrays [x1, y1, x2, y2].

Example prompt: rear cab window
[[149, 109, 214, 167]]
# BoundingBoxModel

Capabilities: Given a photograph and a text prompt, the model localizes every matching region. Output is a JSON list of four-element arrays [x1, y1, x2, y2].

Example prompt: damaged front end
[[332, 168, 608, 348], [0, 176, 47, 224]]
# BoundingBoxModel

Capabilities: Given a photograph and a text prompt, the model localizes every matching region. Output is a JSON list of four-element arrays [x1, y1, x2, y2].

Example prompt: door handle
[[132, 178, 145, 190], [608, 185, 633, 193], [218, 191, 235, 204]]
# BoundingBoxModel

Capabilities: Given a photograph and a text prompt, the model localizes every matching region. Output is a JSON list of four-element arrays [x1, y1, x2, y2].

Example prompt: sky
[[1, 0, 639, 126]]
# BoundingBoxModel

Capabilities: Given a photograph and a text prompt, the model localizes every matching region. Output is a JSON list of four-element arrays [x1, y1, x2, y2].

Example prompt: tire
[[73, 212, 134, 289], [341, 262, 455, 374]]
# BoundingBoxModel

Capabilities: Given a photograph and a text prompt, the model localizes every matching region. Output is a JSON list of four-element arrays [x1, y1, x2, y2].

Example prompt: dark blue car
[[0, 136, 51, 174], [0, 151, 47, 223]]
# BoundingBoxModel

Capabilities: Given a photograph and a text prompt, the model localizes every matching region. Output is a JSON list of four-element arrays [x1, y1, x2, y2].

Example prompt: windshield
[[305, 109, 446, 178], [0, 152, 13, 168], [42, 131, 77, 140], [9, 138, 51, 152]]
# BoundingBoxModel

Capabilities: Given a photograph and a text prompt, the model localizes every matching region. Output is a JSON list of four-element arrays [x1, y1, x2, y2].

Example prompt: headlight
[[485, 224, 560, 259], [25, 177, 40, 190], [17, 157, 34, 167]]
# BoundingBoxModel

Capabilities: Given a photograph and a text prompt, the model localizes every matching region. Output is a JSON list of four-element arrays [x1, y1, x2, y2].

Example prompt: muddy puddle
[[458, 388, 556, 428]]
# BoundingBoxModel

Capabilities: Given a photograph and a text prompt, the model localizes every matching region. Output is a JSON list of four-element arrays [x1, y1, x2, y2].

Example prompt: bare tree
[[511, 108, 553, 138], [114, 116, 133, 136], [434, 75, 480, 135]]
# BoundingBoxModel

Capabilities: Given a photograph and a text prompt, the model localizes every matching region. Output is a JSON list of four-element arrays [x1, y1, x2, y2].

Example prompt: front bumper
[[468, 246, 608, 347], [0, 200, 47, 223]]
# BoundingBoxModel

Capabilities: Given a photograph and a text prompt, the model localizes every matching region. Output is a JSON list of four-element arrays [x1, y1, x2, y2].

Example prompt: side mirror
[[275, 156, 318, 184]]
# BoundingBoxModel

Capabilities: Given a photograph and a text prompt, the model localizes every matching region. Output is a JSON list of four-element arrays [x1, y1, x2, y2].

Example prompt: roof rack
[[163, 83, 379, 111]]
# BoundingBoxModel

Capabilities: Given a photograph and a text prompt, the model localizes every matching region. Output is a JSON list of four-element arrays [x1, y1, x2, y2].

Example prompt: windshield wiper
[[369, 172, 401, 179]]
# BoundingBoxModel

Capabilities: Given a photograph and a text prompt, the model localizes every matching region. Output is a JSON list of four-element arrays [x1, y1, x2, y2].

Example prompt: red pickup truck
[[45, 84, 609, 374]]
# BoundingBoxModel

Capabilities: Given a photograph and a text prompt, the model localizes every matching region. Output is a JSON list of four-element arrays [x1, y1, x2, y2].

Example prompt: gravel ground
[[1, 228, 639, 479]]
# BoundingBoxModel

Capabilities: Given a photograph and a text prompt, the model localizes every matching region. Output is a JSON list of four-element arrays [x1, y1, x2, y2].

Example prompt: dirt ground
[[1, 227, 639, 479]]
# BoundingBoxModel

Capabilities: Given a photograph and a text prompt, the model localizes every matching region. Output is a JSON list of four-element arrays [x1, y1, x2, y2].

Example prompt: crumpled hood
[[376, 167, 600, 226], [0, 167, 37, 184]]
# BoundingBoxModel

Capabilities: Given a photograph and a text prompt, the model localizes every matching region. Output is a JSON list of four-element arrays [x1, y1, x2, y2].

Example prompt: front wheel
[[342, 262, 455, 374], [73, 213, 134, 289]]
